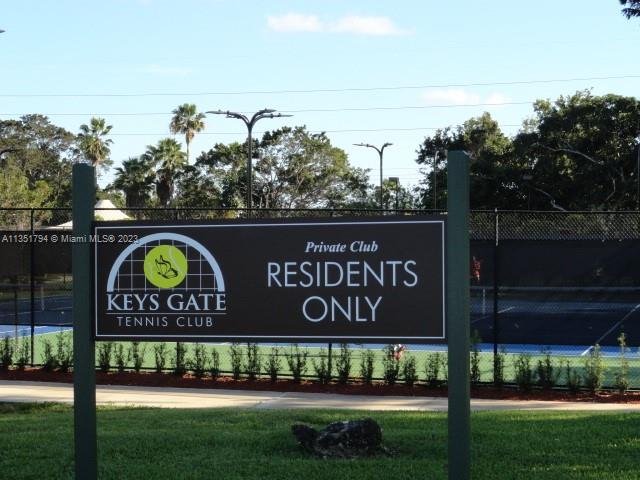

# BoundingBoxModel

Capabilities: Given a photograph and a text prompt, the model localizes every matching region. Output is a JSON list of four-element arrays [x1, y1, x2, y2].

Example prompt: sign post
[[447, 150, 471, 480], [72, 163, 97, 480]]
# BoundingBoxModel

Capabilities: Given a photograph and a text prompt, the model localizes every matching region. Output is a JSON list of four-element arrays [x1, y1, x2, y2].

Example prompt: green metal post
[[447, 150, 470, 480], [72, 163, 97, 480]]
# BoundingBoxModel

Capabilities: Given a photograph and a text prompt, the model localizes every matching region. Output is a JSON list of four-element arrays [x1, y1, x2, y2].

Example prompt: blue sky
[[1, 0, 639, 188]]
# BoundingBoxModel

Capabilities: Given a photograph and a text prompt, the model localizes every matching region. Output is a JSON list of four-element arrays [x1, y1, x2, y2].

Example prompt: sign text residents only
[[93, 217, 446, 343]]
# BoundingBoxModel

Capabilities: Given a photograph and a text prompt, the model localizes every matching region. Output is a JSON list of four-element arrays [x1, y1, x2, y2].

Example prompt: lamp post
[[636, 141, 640, 211], [354, 142, 392, 209], [388, 176, 400, 210], [207, 109, 292, 210]]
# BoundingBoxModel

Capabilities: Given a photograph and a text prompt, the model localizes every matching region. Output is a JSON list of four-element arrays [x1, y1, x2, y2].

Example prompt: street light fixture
[[353, 142, 392, 209], [206, 108, 293, 210]]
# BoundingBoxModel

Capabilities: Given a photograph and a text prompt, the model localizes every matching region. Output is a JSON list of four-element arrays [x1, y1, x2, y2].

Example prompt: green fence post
[[447, 150, 470, 480], [72, 163, 97, 480]]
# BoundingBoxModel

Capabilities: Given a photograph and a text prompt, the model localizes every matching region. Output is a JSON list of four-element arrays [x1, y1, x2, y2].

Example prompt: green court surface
[[0, 405, 639, 480]]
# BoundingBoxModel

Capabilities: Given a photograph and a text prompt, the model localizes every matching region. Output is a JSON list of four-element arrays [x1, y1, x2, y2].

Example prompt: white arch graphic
[[106, 232, 225, 293]]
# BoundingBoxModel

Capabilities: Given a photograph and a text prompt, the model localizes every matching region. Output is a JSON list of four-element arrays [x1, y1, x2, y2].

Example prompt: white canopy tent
[[49, 200, 131, 229]]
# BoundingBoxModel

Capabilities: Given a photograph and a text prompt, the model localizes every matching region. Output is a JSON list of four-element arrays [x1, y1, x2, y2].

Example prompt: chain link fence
[[1, 207, 639, 389]]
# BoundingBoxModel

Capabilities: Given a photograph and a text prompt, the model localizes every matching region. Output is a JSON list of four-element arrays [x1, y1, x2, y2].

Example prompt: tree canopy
[[3, 91, 640, 216], [196, 126, 371, 209], [77, 117, 113, 171], [619, 0, 640, 19], [416, 112, 517, 209], [110, 157, 156, 209], [169, 103, 206, 165], [142, 138, 186, 207], [0, 115, 76, 209], [415, 92, 640, 211]]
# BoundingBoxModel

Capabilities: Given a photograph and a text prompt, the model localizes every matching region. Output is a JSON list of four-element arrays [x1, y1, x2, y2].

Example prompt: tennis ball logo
[[143, 245, 188, 289]]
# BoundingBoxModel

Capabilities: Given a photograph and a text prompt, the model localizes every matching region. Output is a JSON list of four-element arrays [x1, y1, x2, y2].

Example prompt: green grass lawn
[[0, 404, 639, 479]]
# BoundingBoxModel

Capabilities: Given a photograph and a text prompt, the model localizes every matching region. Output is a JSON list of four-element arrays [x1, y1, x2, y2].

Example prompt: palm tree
[[169, 103, 206, 165], [143, 138, 186, 206], [77, 117, 113, 168], [111, 157, 155, 208], [620, 0, 640, 18]]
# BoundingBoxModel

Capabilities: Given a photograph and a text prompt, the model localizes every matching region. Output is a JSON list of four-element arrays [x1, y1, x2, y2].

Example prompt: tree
[[77, 117, 113, 171], [415, 126, 460, 209], [0, 165, 51, 228], [415, 94, 640, 211], [109, 157, 155, 208], [196, 141, 249, 208], [143, 138, 186, 206], [174, 165, 222, 209], [415, 113, 518, 209], [196, 126, 370, 209], [380, 178, 416, 210], [620, 0, 640, 19], [0, 115, 76, 208], [169, 104, 206, 165], [513, 91, 640, 210]]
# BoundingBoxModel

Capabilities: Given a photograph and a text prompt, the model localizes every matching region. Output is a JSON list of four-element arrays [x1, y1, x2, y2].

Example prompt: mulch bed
[[1, 368, 639, 403]]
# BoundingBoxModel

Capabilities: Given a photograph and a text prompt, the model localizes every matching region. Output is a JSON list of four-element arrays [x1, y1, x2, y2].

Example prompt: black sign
[[93, 217, 445, 343]]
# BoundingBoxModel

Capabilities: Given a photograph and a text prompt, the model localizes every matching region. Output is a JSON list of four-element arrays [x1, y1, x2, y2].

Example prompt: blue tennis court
[[470, 287, 640, 347], [1, 287, 639, 357]]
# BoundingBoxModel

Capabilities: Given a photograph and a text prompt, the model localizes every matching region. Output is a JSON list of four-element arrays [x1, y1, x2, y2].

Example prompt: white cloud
[[267, 13, 323, 33], [421, 89, 481, 105], [266, 13, 410, 36]]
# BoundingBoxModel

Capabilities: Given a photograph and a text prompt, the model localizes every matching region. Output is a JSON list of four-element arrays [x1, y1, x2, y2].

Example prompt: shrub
[[41, 339, 58, 372], [402, 354, 418, 386], [425, 352, 443, 388], [153, 343, 168, 373], [244, 343, 261, 381], [210, 348, 221, 380], [565, 360, 582, 393], [583, 344, 605, 394], [15, 337, 30, 370], [266, 347, 281, 383], [189, 343, 208, 379], [312, 349, 331, 384], [382, 345, 401, 386], [614, 333, 630, 394], [56, 331, 73, 373], [493, 349, 505, 388], [285, 344, 308, 383], [172, 342, 188, 376], [110, 344, 128, 373], [97, 342, 113, 373], [335, 344, 351, 384], [536, 349, 559, 390], [229, 343, 243, 380], [470, 330, 482, 385], [129, 342, 146, 373], [359, 349, 375, 385], [0, 336, 13, 370], [513, 353, 533, 392]]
